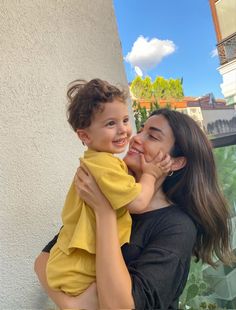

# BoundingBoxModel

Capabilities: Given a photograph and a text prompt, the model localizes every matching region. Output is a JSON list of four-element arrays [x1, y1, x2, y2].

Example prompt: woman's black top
[[43, 205, 197, 310]]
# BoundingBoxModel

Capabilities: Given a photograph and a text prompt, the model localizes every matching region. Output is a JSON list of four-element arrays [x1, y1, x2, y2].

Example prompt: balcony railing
[[211, 131, 236, 148], [217, 32, 236, 65]]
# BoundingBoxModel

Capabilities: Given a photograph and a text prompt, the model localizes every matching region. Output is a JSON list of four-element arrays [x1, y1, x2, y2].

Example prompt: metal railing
[[217, 32, 236, 65], [211, 131, 236, 148]]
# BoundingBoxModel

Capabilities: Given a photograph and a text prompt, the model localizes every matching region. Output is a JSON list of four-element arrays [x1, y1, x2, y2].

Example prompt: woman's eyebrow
[[149, 126, 165, 136]]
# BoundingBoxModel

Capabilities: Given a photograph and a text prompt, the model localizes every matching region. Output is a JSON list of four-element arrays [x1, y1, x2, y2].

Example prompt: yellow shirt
[[57, 149, 141, 255]]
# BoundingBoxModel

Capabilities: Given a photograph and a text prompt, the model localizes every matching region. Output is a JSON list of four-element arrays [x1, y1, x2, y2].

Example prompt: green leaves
[[213, 145, 236, 213], [130, 76, 184, 101], [132, 100, 161, 131], [131, 75, 184, 132], [179, 262, 213, 310], [185, 284, 199, 303]]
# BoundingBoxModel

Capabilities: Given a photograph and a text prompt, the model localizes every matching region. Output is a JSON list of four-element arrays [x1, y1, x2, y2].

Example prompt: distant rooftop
[[131, 92, 234, 110]]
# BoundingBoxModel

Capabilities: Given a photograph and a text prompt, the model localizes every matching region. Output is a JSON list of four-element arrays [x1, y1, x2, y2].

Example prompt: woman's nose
[[132, 132, 142, 144]]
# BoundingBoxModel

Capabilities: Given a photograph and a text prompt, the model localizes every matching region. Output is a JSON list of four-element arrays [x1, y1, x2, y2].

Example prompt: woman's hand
[[34, 252, 98, 309], [75, 164, 115, 216]]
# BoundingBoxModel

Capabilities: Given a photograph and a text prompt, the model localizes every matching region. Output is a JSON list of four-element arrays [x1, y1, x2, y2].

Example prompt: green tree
[[130, 76, 153, 100], [142, 76, 153, 99], [131, 76, 185, 101], [132, 100, 160, 132], [152, 76, 169, 100], [130, 76, 145, 99], [131, 76, 184, 131], [152, 76, 184, 100], [169, 78, 184, 100]]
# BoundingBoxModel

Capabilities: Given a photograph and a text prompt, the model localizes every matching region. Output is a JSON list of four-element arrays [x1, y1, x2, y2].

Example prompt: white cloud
[[134, 66, 143, 77], [210, 48, 218, 58], [124, 35, 176, 72]]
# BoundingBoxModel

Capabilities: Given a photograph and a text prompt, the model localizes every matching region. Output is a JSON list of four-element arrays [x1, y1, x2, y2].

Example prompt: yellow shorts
[[46, 244, 96, 296]]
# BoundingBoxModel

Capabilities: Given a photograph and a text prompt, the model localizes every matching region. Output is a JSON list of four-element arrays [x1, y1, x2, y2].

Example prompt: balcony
[[217, 32, 236, 65]]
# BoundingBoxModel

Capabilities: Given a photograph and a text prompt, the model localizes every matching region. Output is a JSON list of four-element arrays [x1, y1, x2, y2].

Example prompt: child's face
[[78, 100, 132, 154]]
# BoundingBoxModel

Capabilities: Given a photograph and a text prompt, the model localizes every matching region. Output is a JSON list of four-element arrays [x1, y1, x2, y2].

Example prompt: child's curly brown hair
[[67, 79, 127, 131]]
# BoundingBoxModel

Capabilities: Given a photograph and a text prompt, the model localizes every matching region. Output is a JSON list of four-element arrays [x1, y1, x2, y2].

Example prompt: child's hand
[[140, 151, 172, 179]]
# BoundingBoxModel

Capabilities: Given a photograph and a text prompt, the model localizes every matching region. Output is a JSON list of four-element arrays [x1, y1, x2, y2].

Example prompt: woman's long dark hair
[[150, 109, 234, 267]]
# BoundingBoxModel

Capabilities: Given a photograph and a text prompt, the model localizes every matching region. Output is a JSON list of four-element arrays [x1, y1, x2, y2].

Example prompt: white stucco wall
[[201, 109, 236, 127], [0, 1, 132, 309], [219, 59, 236, 105]]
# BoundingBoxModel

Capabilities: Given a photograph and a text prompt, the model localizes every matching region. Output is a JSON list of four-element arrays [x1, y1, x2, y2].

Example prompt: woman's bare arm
[[95, 207, 134, 309], [75, 166, 135, 309], [34, 252, 98, 309]]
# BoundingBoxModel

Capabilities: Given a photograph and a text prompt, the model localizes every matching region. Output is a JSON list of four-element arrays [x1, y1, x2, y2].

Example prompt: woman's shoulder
[[153, 205, 197, 236], [131, 205, 197, 259], [164, 204, 197, 227], [132, 204, 195, 226]]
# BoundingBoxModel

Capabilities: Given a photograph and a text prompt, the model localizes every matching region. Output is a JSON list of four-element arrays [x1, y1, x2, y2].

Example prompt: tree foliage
[[152, 76, 169, 100], [130, 76, 184, 101], [213, 145, 236, 213], [130, 76, 144, 99], [132, 100, 160, 132]]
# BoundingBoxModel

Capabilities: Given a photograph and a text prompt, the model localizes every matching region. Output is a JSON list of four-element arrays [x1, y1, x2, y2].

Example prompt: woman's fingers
[[76, 163, 92, 186], [80, 162, 90, 175], [74, 173, 82, 196], [77, 164, 89, 179], [75, 163, 99, 197], [75, 166, 89, 196]]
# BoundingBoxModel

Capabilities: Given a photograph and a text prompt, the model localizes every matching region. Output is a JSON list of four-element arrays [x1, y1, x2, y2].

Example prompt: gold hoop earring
[[168, 171, 174, 177]]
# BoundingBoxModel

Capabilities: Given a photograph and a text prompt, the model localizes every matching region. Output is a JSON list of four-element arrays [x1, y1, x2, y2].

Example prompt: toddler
[[46, 79, 170, 295]]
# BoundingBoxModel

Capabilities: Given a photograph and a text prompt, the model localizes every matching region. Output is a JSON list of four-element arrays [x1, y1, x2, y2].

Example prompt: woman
[[35, 109, 234, 309]]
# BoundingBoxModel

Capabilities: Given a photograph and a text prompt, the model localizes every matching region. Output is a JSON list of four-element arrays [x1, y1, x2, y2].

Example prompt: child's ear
[[76, 129, 91, 145], [171, 156, 187, 171]]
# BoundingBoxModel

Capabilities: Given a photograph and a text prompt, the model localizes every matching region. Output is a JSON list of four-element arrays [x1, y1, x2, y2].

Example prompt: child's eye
[[106, 121, 115, 126], [123, 117, 129, 124]]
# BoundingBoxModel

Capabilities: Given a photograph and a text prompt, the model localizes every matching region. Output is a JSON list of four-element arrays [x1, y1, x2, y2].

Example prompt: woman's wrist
[[94, 202, 116, 220]]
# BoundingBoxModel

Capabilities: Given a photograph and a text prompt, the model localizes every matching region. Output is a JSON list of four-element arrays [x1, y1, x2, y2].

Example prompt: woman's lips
[[128, 147, 143, 155]]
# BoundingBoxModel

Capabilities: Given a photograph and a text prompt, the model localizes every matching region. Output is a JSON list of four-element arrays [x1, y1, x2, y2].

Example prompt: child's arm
[[126, 152, 171, 213]]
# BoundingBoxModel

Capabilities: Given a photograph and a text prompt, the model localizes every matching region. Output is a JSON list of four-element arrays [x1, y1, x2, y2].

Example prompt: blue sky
[[113, 0, 223, 98]]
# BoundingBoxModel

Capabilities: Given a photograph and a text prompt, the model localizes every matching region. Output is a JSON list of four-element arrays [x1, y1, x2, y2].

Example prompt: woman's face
[[124, 114, 175, 175]]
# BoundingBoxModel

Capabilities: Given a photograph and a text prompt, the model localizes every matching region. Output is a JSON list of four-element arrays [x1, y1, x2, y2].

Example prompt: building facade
[[132, 93, 235, 135], [209, 0, 236, 106]]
